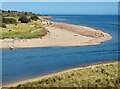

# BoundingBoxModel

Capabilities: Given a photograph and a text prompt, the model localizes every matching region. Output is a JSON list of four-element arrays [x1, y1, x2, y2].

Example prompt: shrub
[[3, 17, 17, 24], [0, 23, 6, 28], [30, 15, 39, 21], [18, 16, 30, 23], [8, 10, 11, 13], [24, 12, 28, 15]]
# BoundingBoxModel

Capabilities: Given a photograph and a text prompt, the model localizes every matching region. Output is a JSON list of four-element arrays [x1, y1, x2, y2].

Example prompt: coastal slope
[[1, 22, 112, 48], [6, 61, 119, 88]]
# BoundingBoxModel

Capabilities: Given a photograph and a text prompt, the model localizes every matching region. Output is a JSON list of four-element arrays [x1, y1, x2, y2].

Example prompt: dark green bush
[[3, 17, 17, 24], [0, 23, 6, 28], [18, 16, 30, 23], [30, 15, 39, 21]]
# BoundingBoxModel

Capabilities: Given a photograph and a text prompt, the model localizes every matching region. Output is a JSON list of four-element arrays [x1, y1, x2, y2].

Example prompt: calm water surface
[[2, 15, 119, 85]]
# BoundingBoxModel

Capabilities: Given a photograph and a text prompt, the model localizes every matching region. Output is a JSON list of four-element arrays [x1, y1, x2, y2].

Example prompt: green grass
[[9, 62, 120, 88], [1, 19, 47, 39]]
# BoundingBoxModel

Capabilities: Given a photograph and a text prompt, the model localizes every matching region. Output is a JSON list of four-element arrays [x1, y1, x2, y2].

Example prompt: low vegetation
[[30, 15, 39, 21], [18, 16, 31, 23], [0, 10, 48, 39], [9, 62, 120, 88], [1, 23, 6, 28], [1, 20, 47, 39], [3, 17, 17, 24], [1, 10, 42, 17]]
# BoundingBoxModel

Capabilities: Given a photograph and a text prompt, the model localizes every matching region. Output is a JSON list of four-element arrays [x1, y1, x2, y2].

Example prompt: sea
[[2, 15, 119, 85]]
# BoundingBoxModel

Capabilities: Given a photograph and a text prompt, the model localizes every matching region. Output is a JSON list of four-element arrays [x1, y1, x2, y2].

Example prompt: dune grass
[[1, 20, 47, 39], [9, 62, 120, 88]]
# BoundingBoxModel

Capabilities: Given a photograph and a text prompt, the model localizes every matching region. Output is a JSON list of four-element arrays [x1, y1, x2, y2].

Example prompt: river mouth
[[2, 15, 118, 85]]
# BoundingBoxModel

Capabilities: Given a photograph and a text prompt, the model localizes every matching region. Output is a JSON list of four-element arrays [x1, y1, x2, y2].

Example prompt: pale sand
[[3, 61, 118, 87], [1, 22, 112, 49]]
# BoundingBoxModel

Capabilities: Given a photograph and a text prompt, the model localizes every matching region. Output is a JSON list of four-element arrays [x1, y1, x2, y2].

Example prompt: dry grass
[[1, 19, 47, 39], [9, 62, 120, 88]]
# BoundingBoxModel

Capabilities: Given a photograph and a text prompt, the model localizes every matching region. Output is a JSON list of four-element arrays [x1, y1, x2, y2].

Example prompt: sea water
[[2, 15, 119, 85]]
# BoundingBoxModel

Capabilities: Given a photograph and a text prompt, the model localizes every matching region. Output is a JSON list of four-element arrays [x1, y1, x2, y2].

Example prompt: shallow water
[[2, 15, 119, 85]]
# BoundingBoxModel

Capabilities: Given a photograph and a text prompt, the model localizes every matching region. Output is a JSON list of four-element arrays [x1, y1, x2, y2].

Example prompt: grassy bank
[[9, 62, 120, 88], [0, 10, 48, 39], [1, 20, 47, 39]]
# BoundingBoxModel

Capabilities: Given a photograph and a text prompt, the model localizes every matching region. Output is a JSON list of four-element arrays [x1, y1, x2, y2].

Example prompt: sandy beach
[[3, 61, 118, 87], [1, 22, 112, 49]]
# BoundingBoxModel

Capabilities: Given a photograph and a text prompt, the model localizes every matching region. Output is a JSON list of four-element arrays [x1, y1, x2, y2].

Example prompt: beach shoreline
[[1, 21, 112, 49], [3, 60, 118, 87]]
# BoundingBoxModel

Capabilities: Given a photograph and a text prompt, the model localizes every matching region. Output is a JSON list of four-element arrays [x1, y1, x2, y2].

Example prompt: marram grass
[[9, 62, 120, 88]]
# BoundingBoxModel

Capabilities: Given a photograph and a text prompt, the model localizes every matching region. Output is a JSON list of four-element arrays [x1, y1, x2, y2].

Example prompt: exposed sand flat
[[1, 22, 112, 49]]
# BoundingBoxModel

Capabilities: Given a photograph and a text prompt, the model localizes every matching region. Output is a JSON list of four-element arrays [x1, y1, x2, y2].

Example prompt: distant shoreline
[[3, 60, 118, 87], [1, 21, 112, 49]]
